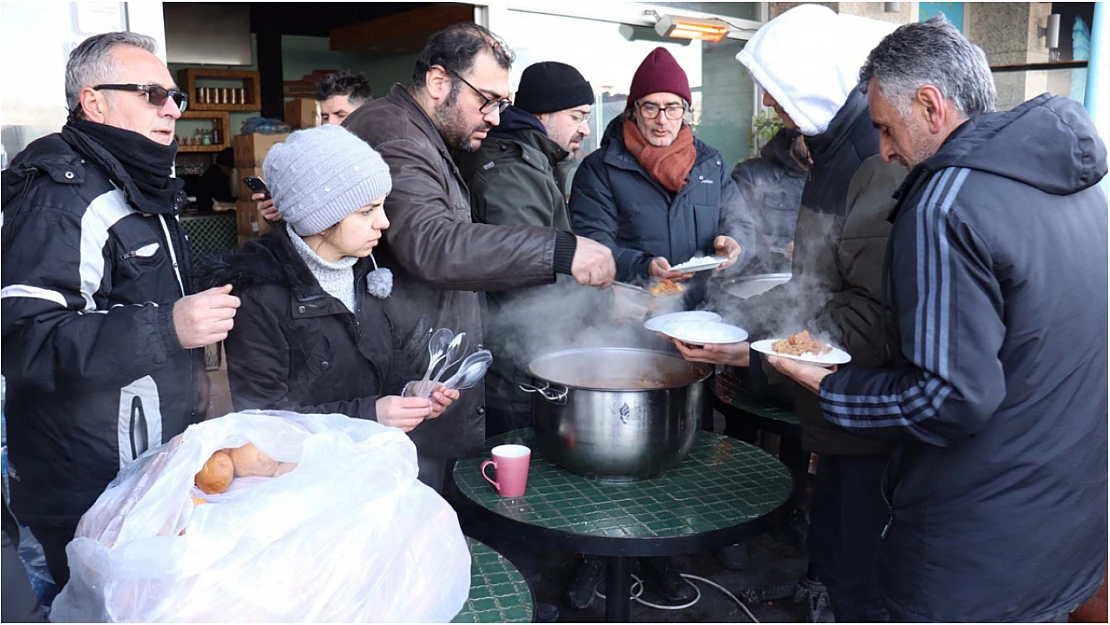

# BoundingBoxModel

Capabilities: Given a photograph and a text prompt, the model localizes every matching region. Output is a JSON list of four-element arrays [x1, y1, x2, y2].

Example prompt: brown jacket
[[343, 84, 562, 458]]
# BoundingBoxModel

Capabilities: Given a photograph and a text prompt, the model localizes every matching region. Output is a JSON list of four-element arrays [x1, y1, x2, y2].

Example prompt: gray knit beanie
[[263, 124, 392, 236]]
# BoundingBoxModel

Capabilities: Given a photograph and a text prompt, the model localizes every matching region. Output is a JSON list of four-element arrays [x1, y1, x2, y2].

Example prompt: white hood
[[736, 4, 898, 136]]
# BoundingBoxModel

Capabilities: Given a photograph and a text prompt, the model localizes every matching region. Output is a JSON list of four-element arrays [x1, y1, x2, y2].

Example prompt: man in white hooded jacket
[[674, 5, 904, 622]]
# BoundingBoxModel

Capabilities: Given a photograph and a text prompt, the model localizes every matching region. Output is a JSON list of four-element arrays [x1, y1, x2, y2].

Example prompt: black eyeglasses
[[637, 101, 687, 120], [446, 70, 510, 115], [94, 84, 188, 113]]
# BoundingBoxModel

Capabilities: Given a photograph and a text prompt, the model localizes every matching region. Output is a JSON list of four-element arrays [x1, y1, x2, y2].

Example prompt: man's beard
[[435, 85, 491, 153], [901, 117, 937, 170]]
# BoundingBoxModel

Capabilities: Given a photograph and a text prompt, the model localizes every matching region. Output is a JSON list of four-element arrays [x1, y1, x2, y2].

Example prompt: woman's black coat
[[200, 225, 416, 420]]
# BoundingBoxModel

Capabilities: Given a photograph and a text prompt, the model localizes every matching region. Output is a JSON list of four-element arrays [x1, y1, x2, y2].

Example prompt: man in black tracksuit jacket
[[772, 17, 1108, 622], [0, 32, 237, 588]]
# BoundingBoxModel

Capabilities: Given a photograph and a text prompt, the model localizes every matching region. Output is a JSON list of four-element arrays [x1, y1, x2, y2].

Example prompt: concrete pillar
[[770, 2, 916, 23], [838, 2, 916, 24], [966, 2, 1054, 108]]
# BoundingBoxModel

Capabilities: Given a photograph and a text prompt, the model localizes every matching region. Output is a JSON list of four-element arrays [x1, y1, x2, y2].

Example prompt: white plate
[[660, 321, 748, 345], [750, 338, 852, 365], [671, 255, 728, 273], [643, 310, 722, 332]]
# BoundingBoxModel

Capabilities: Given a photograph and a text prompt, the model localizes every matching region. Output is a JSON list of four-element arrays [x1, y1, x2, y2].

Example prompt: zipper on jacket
[[156, 215, 186, 297]]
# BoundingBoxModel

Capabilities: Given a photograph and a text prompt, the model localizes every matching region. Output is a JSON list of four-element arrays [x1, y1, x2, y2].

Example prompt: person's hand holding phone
[[242, 176, 281, 222]]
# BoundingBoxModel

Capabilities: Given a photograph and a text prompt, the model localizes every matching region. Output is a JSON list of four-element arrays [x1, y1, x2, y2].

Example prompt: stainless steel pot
[[521, 347, 711, 481]]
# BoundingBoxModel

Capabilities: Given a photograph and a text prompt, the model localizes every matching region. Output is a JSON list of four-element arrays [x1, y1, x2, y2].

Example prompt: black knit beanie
[[514, 62, 594, 115]]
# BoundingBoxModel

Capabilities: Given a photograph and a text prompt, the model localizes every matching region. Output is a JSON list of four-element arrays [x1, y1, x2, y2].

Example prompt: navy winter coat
[[820, 94, 1109, 621], [569, 117, 756, 295], [199, 225, 416, 423]]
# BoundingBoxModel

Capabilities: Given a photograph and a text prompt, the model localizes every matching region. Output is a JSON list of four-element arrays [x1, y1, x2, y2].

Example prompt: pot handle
[[519, 382, 568, 406]]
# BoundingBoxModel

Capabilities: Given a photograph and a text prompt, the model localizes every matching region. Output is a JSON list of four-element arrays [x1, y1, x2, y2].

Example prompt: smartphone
[[242, 176, 271, 200]]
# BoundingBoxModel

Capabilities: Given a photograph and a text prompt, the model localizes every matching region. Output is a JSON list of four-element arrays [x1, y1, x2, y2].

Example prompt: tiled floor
[[527, 533, 810, 623]]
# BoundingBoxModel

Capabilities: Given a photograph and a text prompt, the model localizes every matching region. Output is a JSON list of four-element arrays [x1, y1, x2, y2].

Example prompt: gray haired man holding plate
[[769, 16, 1107, 623]]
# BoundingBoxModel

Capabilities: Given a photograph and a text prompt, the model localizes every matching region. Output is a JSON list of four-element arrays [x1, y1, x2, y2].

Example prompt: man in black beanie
[[456, 61, 595, 440]]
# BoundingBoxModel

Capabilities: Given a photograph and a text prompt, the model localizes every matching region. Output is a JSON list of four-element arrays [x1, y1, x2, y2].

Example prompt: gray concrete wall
[[766, 1, 1062, 111]]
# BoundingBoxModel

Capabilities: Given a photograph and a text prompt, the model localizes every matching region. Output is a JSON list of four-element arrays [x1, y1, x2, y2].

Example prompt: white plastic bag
[[50, 410, 471, 623]]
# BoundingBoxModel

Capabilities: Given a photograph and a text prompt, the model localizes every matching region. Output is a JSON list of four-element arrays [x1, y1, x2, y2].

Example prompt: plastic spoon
[[443, 349, 493, 390], [419, 333, 469, 398], [418, 328, 453, 388]]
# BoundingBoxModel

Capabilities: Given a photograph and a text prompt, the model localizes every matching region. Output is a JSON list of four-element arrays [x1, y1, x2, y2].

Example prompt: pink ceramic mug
[[480, 444, 531, 497]]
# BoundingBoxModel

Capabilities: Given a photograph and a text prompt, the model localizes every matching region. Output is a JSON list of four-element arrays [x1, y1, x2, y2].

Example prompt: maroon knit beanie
[[627, 47, 692, 106]]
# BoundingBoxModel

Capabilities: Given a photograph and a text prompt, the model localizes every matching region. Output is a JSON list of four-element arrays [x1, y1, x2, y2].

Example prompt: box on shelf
[[235, 199, 271, 243], [285, 98, 319, 130], [233, 133, 289, 169]]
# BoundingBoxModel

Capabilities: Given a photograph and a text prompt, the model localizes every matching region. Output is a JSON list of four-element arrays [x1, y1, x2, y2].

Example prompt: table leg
[[779, 436, 809, 511], [605, 555, 631, 622]]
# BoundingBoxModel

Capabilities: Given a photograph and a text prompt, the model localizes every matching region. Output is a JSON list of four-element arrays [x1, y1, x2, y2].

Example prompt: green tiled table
[[452, 538, 533, 623], [453, 430, 792, 622], [713, 369, 801, 437]]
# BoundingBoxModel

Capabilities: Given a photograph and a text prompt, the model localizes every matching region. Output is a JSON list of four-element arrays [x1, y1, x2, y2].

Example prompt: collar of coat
[[482, 126, 570, 174], [598, 115, 719, 172], [385, 83, 459, 170]]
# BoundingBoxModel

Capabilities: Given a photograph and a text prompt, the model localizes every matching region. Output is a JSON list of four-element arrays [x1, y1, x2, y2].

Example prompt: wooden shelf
[[178, 68, 261, 112], [176, 109, 231, 151], [177, 144, 227, 153]]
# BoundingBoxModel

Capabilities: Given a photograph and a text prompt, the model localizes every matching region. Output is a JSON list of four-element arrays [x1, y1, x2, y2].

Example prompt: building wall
[[768, 1, 1063, 111], [280, 35, 417, 97]]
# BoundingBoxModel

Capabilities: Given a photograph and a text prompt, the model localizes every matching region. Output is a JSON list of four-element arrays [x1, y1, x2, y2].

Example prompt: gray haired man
[[1, 32, 239, 587], [770, 16, 1108, 622]]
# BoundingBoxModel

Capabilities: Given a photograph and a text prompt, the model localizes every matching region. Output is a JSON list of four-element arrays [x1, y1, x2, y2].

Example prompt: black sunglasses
[[94, 84, 188, 112], [446, 69, 510, 115]]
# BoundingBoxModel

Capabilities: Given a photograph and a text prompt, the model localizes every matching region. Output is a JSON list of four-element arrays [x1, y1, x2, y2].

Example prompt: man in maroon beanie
[[569, 47, 755, 310], [564, 47, 756, 609]]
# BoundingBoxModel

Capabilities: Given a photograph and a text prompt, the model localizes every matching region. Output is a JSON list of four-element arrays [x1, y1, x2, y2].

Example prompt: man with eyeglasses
[[563, 46, 756, 608], [570, 47, 755, 311], [1, 32, 238, 588], [339, 24, 615, 493]]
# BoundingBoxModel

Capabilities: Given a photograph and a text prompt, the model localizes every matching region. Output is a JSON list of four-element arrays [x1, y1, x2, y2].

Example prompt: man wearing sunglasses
[[569, 47, 755, 312], [340, 24, 615, 494], [1, 32, 238, 588]]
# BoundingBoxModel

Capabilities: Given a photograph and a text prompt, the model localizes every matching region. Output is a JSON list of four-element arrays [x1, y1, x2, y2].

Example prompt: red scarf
[[622, 119, 697, 193]]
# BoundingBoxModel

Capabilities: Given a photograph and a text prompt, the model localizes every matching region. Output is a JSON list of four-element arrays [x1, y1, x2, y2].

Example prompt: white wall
[[0, 2, 165, 159]]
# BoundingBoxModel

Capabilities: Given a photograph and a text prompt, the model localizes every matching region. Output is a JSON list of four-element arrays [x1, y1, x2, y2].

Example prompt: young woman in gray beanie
[[202, 124, 458, 430]]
